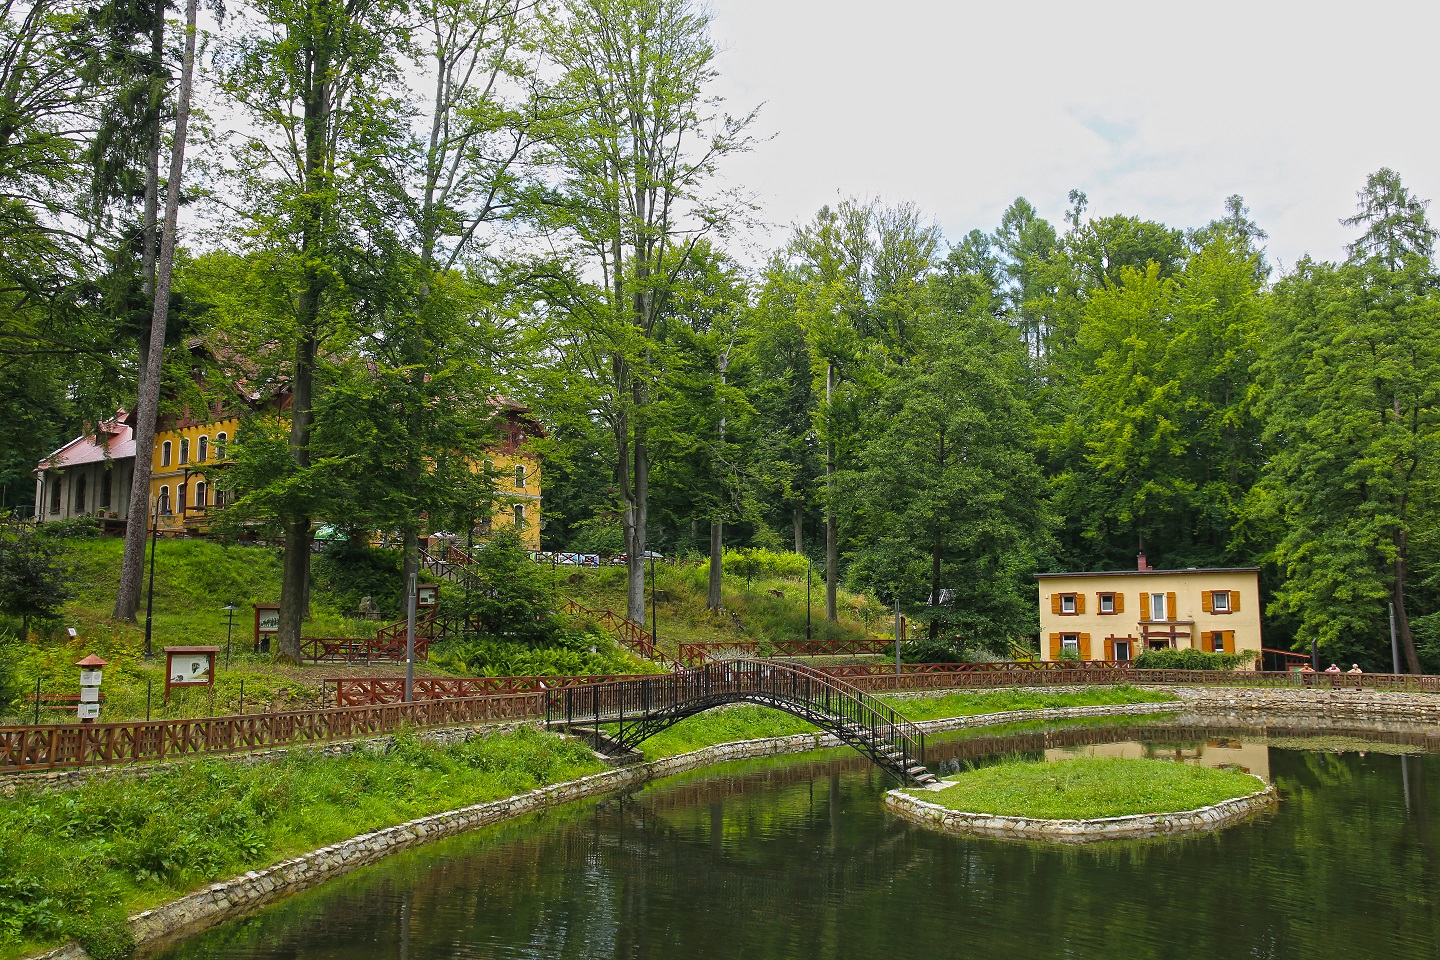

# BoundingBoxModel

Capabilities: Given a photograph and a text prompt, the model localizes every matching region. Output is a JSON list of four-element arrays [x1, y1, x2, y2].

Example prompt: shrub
[[1133, 647, 1251, 670], [311, 543, 405, 617], [721, 548, 810, 582]]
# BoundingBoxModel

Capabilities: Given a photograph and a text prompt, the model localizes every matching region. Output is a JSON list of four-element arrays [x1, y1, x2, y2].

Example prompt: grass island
[[888, 756, 1276, 843]]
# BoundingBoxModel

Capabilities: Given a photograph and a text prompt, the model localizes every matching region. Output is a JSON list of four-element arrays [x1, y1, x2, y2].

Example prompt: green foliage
[[311, 544, 405, 619], [721, 548, 810, 581], [916, 755, 1262, 820], [431, 628, 646, 677], [1132, 648, 1251, 671], [0, 522, 76, 630], [454, 530, 572, 647], [0, 729, 603, 956], [884, 686, 1177, 722]]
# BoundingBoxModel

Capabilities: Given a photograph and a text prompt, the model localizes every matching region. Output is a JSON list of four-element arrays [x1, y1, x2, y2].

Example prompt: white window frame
[[1212, 590, 1230, 613], [1151, 593, 1167, 622], [1099, 594, 1114, 614], [1060, 594, 1076, 614], [1061, 634, 1080, 653]]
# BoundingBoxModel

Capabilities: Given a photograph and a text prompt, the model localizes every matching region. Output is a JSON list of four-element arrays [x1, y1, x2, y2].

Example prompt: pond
[[154, 721, 1440, 960]]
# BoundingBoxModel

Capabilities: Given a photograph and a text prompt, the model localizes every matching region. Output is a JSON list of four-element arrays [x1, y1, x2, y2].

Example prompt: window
[[483, 458, 494, 475], [159, 486, 171, 515], [179, 438, 189, 464], [101, 472, 111, 509], [1099, 593, 1114, 614], [195, 481, 206, 508], [1211, 631, 1225, 653], [1212, 590, 1230, 613], [177, 482, 187, 514], [478, 513, 493, 535], [514, 465, 526, 488], [513, 503, 524, 528], [1113, 640, 1132, 662], [1151, 593, 1167, 622], [215, 432, 227, 459], [49, 477, 60, 514], [198, 436, 208, 463], [215, 488, 227, 509], [1061, 634, 1080, 653], [162, 441, 172, 467], [1060, 594, 1076, 614], [75, 474, 86, 513]]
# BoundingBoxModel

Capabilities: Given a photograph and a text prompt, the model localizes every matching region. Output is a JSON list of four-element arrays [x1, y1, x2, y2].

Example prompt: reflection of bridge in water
[[544, 659, 938, 785]]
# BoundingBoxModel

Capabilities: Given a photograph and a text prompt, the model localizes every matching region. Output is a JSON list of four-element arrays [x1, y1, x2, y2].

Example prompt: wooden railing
[[676, 637, 896, 665], [0, 692, 542, 772], [329, 674, 663, 706], [300, 610, 438, 663], [559, 597, 674, 667]]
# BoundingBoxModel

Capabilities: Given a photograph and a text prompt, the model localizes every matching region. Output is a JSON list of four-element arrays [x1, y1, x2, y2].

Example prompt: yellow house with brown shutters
[[1035, 557, 1262, 665]]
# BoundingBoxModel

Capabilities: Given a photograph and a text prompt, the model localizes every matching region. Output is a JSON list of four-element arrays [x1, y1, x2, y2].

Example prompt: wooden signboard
[[254, 603, 280, 653], [417, 584, 440, 608], [164, 645, 219, 702]]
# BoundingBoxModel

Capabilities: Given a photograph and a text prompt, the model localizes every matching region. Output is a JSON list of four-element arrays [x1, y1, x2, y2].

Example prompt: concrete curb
[[885, 773, 1277, 843]]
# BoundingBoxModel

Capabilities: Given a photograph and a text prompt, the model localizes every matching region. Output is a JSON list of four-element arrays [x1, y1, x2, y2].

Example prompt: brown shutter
[[1166, 592, 1177, 620], [1079, 633, 1092, 660], [1076, 593, 1086, 614], [1140, 592, 1150, 619], [1230, 591, 1240, 613], [1104, 637, 1115, 661], [1049, 633, 1062, 660], [1051, 594, 1061, 615], [1201, 591, 1212, 613], [1223, 631, 1235, 654], [1114, 592, 1125, 614]]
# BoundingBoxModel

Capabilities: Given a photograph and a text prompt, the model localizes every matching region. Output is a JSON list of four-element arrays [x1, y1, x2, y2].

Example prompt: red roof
[[37, 414, 135, 471]]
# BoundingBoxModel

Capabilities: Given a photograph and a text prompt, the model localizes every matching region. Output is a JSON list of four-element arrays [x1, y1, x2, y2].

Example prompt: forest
[[2, 0, 1438, 672]]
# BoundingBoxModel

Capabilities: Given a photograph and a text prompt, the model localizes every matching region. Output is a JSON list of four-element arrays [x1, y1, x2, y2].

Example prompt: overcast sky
[[702, 0, 1440, 272]]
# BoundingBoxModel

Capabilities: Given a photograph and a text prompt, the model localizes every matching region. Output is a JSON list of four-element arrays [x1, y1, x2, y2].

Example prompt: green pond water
[[154, 721, 1440, 960]]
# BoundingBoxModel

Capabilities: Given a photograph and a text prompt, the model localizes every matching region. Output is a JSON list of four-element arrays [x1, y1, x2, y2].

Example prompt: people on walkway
[[1348, 664, 1363, 674], [1325, 663, 1342, 673]]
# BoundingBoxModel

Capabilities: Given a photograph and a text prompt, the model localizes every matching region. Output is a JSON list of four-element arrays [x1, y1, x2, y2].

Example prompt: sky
[[702, 0, 1440, 272]]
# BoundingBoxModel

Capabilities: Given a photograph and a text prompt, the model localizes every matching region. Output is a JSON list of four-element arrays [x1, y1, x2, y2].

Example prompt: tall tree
[[216, 0, 407, 660], [542, 0, 754, 623]]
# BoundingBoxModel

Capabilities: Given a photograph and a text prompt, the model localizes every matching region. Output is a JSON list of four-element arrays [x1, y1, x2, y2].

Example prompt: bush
[[1133, 647, 1251, 670], [311, 543, 405, 618], [721, 547, 810, 582]]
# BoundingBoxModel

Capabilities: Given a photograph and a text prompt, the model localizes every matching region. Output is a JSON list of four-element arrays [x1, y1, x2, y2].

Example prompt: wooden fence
[[330, 674, 663, 706], [675, 638, 893, 664]]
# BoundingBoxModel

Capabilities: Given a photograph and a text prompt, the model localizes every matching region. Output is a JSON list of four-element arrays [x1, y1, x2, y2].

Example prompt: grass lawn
[[628, 687, 1178, 759], [0, 728, 604, 960], [914, 755, 1263, 820]]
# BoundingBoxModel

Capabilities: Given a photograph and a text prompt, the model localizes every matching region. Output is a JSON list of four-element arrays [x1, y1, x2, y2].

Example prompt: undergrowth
[[0, 728, 603, 959]]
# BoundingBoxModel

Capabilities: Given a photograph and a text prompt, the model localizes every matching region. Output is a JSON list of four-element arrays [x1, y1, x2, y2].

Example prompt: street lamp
[[143, 497, 159, 660]]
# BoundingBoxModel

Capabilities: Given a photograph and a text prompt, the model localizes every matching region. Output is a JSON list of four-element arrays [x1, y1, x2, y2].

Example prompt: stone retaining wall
[[885, 775, 1277, 843]]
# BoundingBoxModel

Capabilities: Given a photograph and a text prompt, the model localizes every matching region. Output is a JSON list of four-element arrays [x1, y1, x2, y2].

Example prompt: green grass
[[879, 686, 1178, 722], [557, 556, 887, 654], [914, 755, 1263, 820], [0, 728, 605, 960], [625, 688, 1178, 760]]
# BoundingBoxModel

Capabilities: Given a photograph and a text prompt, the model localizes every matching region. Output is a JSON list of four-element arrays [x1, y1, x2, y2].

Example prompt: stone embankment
[[885, 775, 1277, 844]]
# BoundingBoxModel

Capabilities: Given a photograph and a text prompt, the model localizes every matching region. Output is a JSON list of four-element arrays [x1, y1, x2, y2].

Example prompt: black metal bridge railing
[[544, 659, 938, 785]]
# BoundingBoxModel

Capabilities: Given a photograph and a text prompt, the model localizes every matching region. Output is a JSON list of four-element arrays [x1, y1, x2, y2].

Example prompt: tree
[[0, 521, 73, 636], [542, 0, 755, 623], [113, 0, 198, 620], [1253, 170, 1440, 671], [845, 297, 1051, 647]]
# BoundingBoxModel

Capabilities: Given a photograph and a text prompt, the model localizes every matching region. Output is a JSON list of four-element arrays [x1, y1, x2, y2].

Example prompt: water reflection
[[156, 725, 1440, 960]]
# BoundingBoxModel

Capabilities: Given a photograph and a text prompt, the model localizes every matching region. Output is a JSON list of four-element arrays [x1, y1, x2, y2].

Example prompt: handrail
[[559, 596, 674, 667], [544, 658, 935, 785]]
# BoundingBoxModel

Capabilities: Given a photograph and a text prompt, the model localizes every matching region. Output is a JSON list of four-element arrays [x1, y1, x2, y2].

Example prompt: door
[[1113, 640, 1132, 662]]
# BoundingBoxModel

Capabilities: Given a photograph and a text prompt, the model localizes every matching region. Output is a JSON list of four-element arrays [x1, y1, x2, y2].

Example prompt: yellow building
[[1036, 555, 1262, 664], [37, 377, 543, 547]]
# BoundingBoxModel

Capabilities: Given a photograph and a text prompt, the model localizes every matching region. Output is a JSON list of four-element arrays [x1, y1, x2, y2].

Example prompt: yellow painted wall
[[1037, 570, 1262, 664], [149, 417, 240, 530], [480, 451, 542, 550]]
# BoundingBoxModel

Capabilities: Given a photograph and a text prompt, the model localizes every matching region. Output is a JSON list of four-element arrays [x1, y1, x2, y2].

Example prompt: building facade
[[1036, 557, 1262, 664]]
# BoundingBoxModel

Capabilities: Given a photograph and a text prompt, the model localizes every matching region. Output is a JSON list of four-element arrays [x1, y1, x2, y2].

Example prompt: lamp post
[[143, 498, 159, 660], [222, 604, 238, 668], [650, 555, 658, 644], [403, 572, 417, 703], [806, 560, 812, 640]]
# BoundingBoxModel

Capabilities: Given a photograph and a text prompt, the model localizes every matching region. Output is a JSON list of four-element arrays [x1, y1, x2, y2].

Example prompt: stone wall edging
[[885, 775, 1277, 843]]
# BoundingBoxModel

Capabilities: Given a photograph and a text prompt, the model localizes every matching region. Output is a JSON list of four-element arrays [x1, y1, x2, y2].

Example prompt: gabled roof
[[36, 414, 135, 471]]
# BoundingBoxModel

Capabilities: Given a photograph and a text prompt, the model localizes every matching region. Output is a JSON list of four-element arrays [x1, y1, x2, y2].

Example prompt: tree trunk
[[929, 536, 942, 641], [624, 421, 648, 625], [793, 503, 803, 554], [824, 363, 837, 622], [707, 519, 722, 610], [112, 0, 198, 622], [1394, 532, 1422, 674]]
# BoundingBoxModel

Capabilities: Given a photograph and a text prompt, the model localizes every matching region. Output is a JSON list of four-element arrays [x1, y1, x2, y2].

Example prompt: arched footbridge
[[543, 659, 938, 786]]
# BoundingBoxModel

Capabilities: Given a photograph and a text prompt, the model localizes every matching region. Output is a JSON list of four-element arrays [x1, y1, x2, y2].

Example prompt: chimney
[[1137, 551, 1149, 572]]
